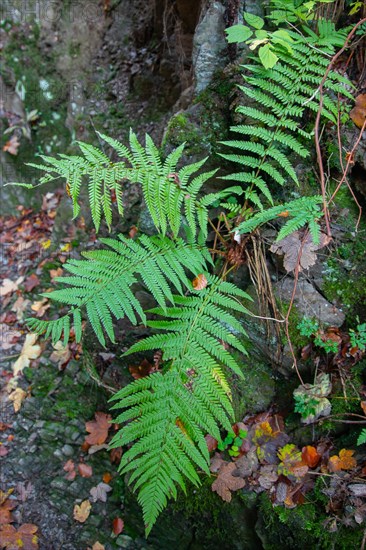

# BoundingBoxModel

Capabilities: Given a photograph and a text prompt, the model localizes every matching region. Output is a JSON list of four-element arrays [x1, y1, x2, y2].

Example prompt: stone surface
[[274, 278, 345, 327], [192, 1, 227, 93]]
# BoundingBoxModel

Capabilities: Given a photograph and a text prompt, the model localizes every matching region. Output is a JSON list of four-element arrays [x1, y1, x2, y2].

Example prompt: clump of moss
[[258, 492, 363, 549]]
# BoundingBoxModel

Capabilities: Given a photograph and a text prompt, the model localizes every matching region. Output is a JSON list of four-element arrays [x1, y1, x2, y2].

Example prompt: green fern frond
[[236, 196, 323, 243], [23, 131, 218, 238], [27, 235, 209, 346], [220, 29, 353, 211], [109, 277, 251, 534]]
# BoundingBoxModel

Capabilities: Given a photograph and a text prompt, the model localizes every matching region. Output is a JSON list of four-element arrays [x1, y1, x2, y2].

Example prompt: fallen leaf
[[13, 333, 41, 376], [23, 274, 40, 292], [0, 325, 21, 351], [50, 341, 71, 370], [73, 500, 91, 523], [85, 412, 111, 445], [192, 273, 208, 290], [3, 135, 21, 156], [78, 463, 93, 478], [338, 448, 357, 470], [16, 482, 33, 503], [90, 482, 112, 503], [0, 445, 9, 457], [8, 388, 27, 412], [258, 464, 279, 489], [277, 444, 308, 480], [270, 231, 331, 272], [90, 543, 105, 550], [31, 298, 50, 317], [112, 517, 124, 535], [211, 462, 246, 502], [63, 460, 76, 481], [11, 296, 31, 322], [49, 268, 63, 281], [0, 523, 38, 549], [129, 358, 156, 380], [350, 94, 366, 128], [109, 446, 122, 463], [205, 434, 218, 453], [0, 498, 16, 524], [361, 401, 366, 415], [88, 443, 109, 454], [302, 445, 321, 468], [102, 472, 112, 483], [0, 277, 24, 297]]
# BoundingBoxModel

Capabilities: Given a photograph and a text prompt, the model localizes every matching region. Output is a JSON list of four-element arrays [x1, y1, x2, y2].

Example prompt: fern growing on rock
[[221, 13, 353, 241]]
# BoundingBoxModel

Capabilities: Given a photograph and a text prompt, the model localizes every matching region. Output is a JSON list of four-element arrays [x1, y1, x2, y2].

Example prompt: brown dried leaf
[[0, 277, 24, 297], [129, 358, 156, 380], [11, 296, 31, 322], [85, 412, 111, 445], [50, 341, 71, 370], [3, 135, 21, 156], [192, 273, 208, 290], [270, 231, 331, 272], [0, 499, 17, 524], [302, 445, 321, 468], [350, 94, 366, 128], [211, 462, 246, 502], [0, 523, 39, 549], [23, 274, 40, 292]]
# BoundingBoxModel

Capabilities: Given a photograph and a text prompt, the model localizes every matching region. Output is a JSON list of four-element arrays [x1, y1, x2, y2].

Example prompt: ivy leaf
[[258, 44, 278, 69], [244, 11, 265, 29], [211, 462, 246, 502], [225, 24, 253, 43]]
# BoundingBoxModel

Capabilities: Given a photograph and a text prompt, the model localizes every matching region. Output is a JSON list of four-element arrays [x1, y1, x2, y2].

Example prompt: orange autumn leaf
[[361, 401, 366, 415], [3, 135, 21, 156], [0, 499, 16, 524], [85, 412, 111, 445], [350, 94, 366, 128], [102, 472, 112, 484], [338, 448, 357, 470], [328, 449, 357, 472], [278, 210, 289, 217], [192, 273, 208, 290], [302, 446, 321, 468]]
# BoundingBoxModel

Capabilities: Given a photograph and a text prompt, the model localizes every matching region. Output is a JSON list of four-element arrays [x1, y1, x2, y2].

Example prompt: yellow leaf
[[73, 500, 91, 523], [9, 388, 27, 412], [13, 333, 41, 376], [192, 274, 208, 290]]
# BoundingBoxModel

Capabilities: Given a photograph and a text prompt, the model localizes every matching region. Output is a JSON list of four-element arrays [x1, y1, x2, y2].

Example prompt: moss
[[258, 492, 363, 549]]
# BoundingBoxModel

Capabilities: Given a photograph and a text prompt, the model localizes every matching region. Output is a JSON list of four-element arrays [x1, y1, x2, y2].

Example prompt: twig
[[314, 17, 366, 237]]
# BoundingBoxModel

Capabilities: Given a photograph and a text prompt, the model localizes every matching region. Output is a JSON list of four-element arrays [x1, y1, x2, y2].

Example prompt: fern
[[109, 276, 251, 534], [27, 234, 211, 346], [236, 195, 323, 243], [357, 429, 366, 446], [220, 26, 354, 212]]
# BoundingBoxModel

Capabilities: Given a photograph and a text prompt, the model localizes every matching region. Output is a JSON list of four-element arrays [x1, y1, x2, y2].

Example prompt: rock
[[61, 444, 74, 457], [192, 2, 227, 93], [274, 278, 345, 327], [229, 359, 276, 418]]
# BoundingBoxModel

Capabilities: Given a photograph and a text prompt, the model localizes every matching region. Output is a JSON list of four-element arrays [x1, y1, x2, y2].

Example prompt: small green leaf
[[238, 429, 247, 438], [225, 24, 253, 44], [258, 44, 278, 69], [243, 11, 264, 29], [234, 437, 243, 447]]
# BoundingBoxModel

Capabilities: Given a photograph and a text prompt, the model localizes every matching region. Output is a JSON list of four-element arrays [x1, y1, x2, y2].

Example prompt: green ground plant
[[9, 0, 361, 536]]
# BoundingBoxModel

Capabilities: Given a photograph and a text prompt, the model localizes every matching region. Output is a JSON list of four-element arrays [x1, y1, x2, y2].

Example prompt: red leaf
[[85, 412, 111, 445], [23, 274, 40, 292], [205, 434, 218, 452], [112, 517, 124, 535], [78, 463, 93, 478]]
